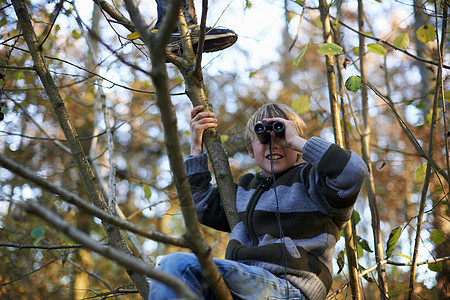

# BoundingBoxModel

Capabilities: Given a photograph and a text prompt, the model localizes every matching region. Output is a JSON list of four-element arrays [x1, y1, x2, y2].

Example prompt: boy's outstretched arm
[[190, 105, 217, 155]]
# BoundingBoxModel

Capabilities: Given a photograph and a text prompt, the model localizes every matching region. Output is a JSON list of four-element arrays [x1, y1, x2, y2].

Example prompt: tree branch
[[123, 0, 233, 298], [0, 153, 188, 248], [23, 200, 198, 300]]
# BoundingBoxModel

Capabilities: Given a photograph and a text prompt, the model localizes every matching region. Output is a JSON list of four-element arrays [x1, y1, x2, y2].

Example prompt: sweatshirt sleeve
[[301, 137, 369, 218], [184, 153, 231, 232]]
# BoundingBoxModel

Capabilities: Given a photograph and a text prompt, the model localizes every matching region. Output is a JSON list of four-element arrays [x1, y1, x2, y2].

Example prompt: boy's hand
[[190, 105, 218, 155], [262, 118, 307, 152]]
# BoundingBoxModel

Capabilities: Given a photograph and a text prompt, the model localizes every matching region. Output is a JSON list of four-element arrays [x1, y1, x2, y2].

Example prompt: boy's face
[[249, 136, 300, 177]]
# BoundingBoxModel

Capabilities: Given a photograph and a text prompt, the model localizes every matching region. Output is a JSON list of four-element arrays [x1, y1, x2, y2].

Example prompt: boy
[[149, 103, 368, 299]]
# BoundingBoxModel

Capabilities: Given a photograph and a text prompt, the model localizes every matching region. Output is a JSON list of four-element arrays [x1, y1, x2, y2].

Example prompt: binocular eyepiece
[[254, 121, 285, 144]]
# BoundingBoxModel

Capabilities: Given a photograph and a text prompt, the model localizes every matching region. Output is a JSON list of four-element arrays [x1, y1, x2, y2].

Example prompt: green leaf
[[417, 24, 436, 44], [357, 242, 364, 258], [220, 134, 229, 143], [31, 226, 45, 239], [430, 229, 445, 246], [336, 250, 345, 274], [352, 47, 359, 57], [143, 186, 152, 199], [0, 17, 7, 27], [127, 32, 140, 40], [291, 96, 310, 115], [313, 16, 322, 28], [293, 42, 310, 66], [14, 71, 24, 81], [345, 75, 362, 93], [367, 43, 387, 56], [353, 210, 361, 225], [317, 43, 342, 57], [428, 262, 442, 272], [357, 236, 373, 253], [386, 226, 402, 258], [414, 163, 427, 182], [245, 0, 252, 9], [393, 33, 410, 50], [71, 30, 82, 40]]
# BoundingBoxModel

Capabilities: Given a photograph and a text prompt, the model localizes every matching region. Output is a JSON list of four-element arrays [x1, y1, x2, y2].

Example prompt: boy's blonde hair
[[245, 103, 307, 154]]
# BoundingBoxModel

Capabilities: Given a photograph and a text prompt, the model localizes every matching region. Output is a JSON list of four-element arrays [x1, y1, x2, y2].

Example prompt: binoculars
[[254, 121, 285, 144]]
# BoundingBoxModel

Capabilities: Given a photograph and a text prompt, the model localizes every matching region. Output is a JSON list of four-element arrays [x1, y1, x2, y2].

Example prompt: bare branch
[[0, 242, 85, 250]]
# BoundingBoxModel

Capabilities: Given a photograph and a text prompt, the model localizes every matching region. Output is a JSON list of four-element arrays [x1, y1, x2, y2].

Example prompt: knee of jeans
[[158, 252, 197, 272]]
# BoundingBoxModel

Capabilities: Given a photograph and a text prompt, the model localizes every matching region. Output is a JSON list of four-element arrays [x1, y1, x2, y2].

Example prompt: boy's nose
[[270, 140, 280, 149]]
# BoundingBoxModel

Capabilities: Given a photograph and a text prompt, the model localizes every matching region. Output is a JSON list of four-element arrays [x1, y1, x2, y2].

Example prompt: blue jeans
[[148, 252, 307, 300]]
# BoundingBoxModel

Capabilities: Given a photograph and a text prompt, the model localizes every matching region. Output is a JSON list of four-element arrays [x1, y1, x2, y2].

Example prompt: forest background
[[0, 0, 449, 299]]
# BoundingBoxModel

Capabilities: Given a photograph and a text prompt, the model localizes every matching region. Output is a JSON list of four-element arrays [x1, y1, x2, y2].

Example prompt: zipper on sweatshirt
[[245, 177, 273, 246]]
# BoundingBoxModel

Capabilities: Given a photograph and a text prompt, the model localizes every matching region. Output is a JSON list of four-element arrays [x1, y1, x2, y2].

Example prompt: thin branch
[[0, 256, 60, 287], [367, 83, 449, 182], [194, 0, 208, 74], [0, 44, 161, 95], [9, 97, 72, 154], [38, 0, 64, 49], [0, 242, 86, 250], [67, 257, 118, 300], [288, 1, 306, 52], [0, 64, 35, 70]]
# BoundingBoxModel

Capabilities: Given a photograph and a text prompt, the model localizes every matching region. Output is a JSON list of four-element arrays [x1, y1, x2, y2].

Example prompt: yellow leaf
[[444, 90, 450, 102], [416, 24, 436, 44], [396, 253, 412, 262], [127, 32, 141, 40], [393, 33, 410, 50], [220, 134, 229, 143], [414, 163, 427, 182], [292, 96, 310, 114]]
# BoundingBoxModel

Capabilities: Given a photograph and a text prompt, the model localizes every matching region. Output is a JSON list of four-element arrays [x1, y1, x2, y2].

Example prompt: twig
[[288, 0, 306, 52], [0, 242, 85, 250], [194, 0, 208, 74], [38, 0, 64, 49], [9, 97, 72, 154], [0, 257, 60, 287]]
